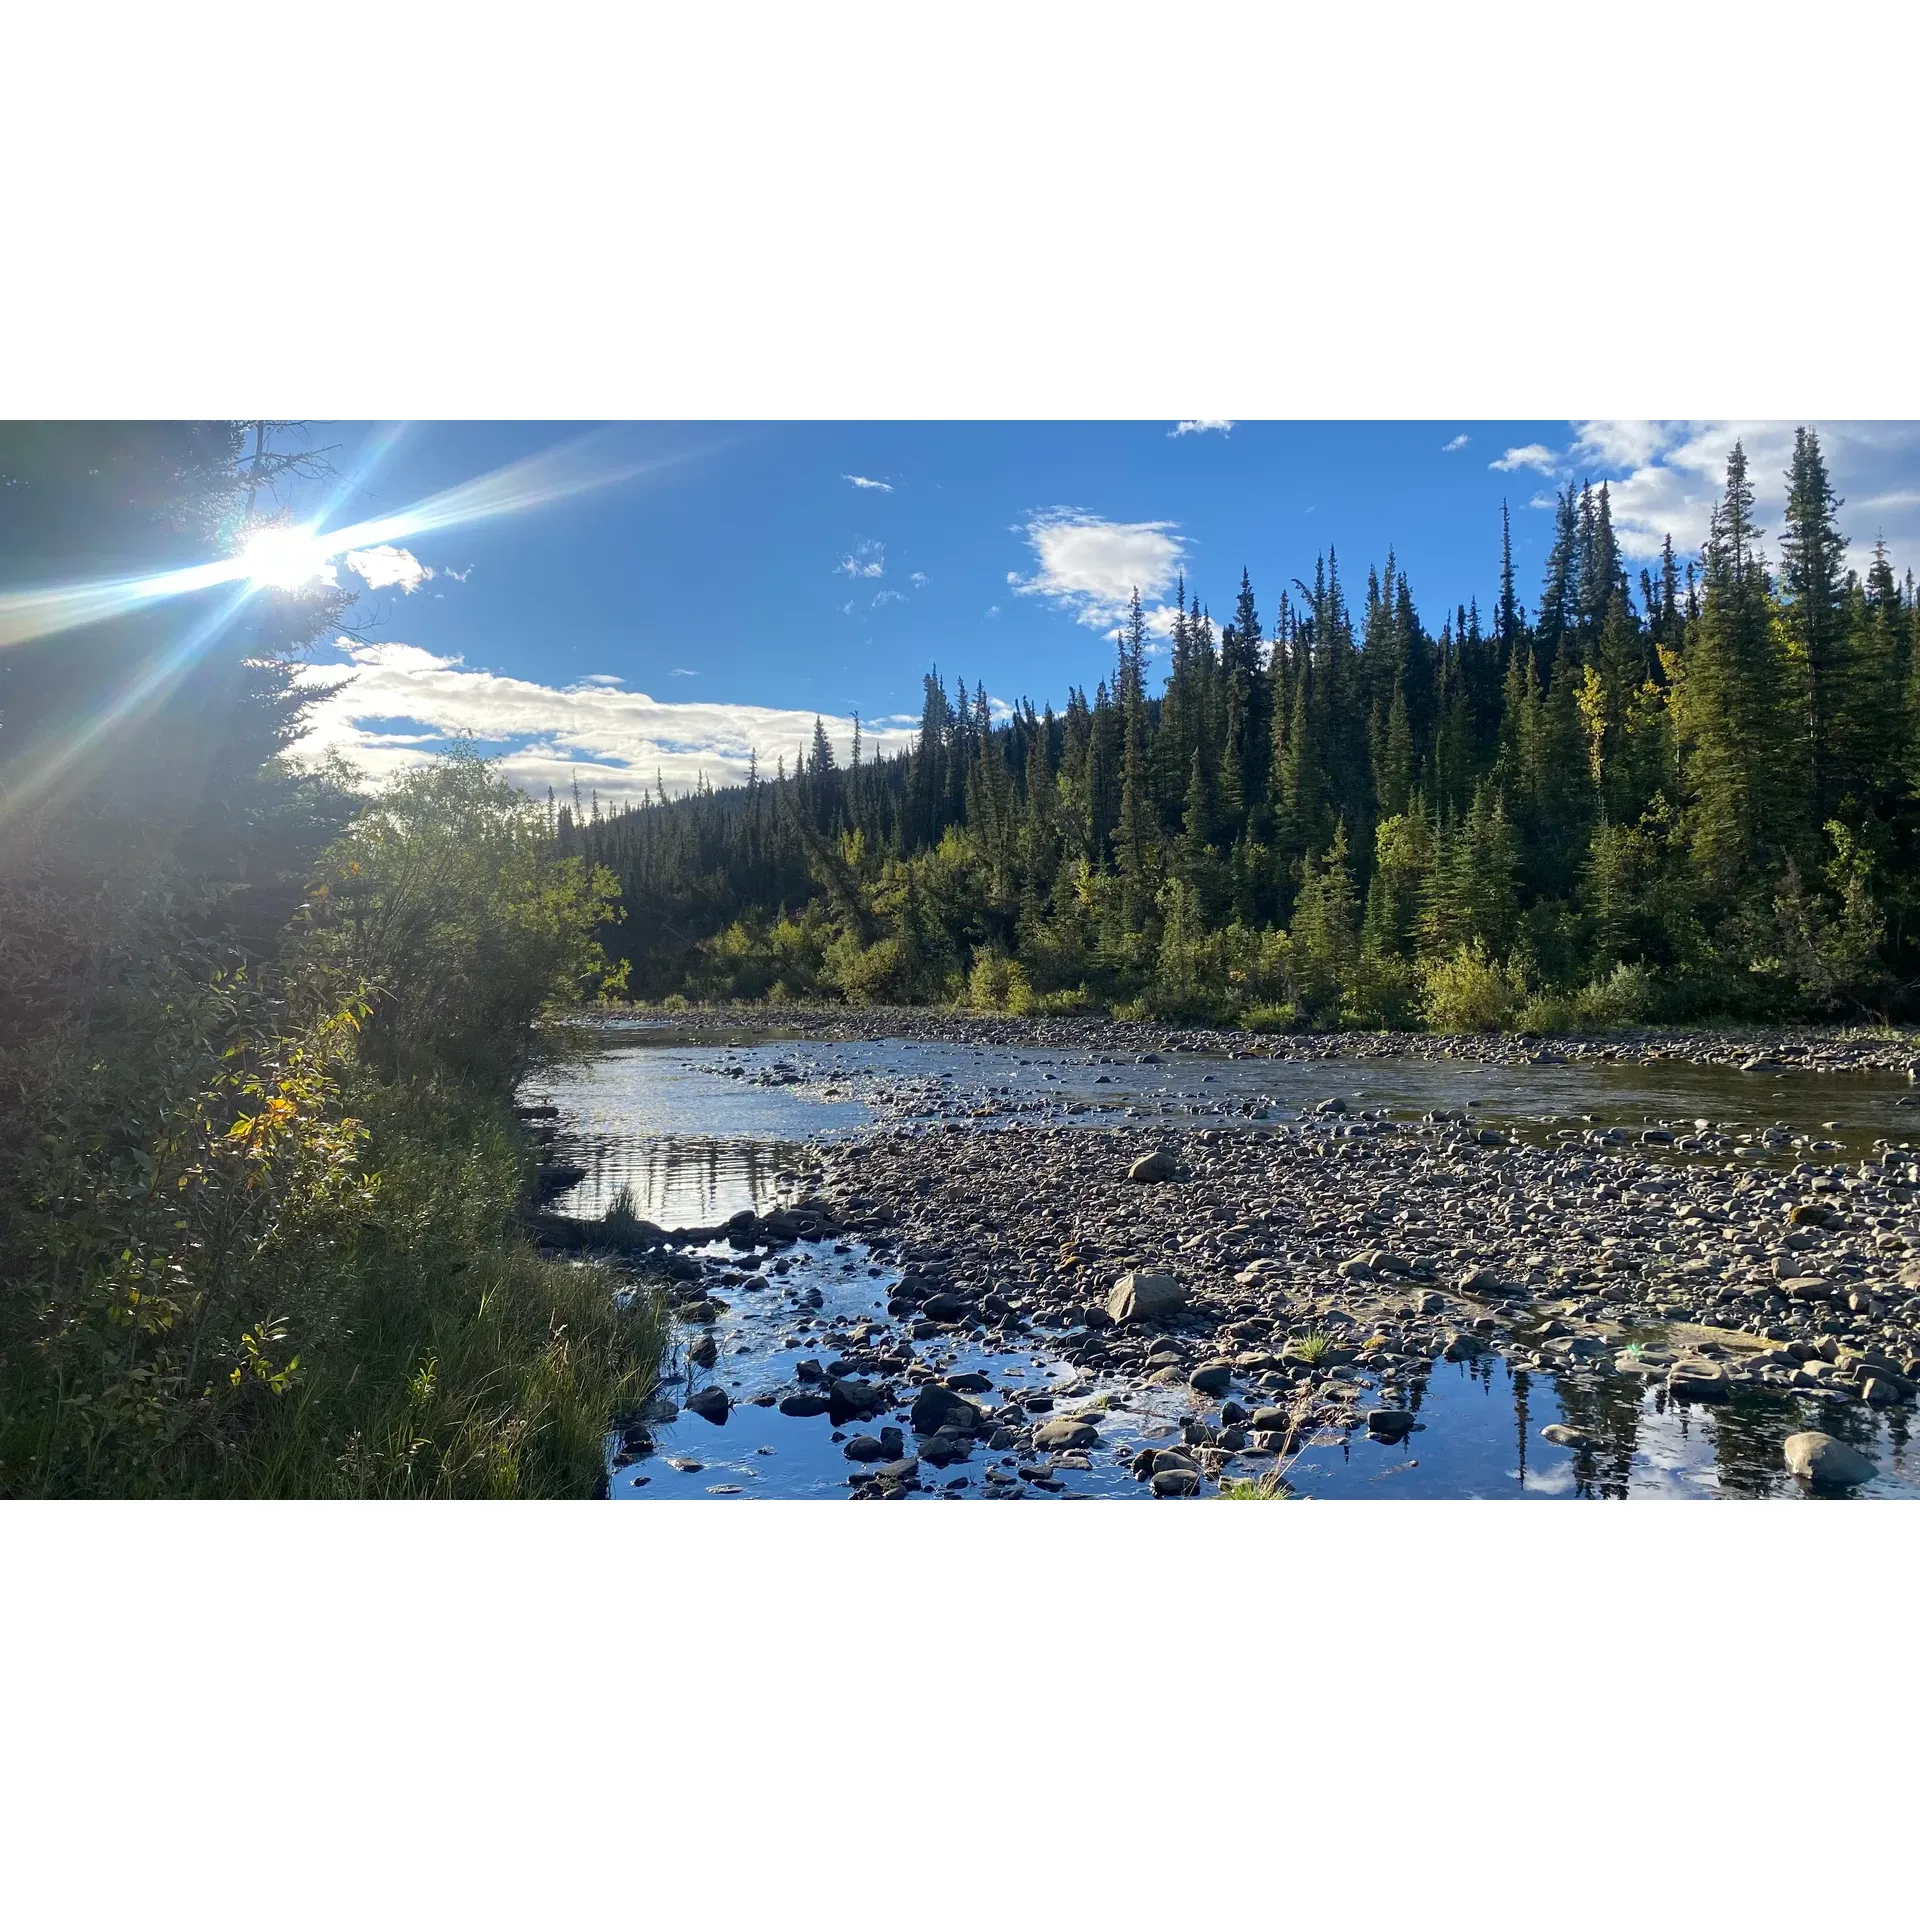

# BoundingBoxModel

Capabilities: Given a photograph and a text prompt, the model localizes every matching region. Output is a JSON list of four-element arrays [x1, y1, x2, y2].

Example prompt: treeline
[[0, 424, 650, 1496], [578, 433, 1920, 1029]]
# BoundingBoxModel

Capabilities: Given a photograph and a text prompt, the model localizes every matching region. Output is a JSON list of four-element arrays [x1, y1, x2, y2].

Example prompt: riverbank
[[605, 1001, 1920, 1078]]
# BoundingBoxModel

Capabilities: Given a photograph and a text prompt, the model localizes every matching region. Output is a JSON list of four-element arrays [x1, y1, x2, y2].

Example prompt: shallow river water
[[524, 1025, 1920, 1500]]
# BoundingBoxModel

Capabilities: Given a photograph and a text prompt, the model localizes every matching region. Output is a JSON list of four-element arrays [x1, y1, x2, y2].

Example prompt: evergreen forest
[[575, 434, 1920, 1031]]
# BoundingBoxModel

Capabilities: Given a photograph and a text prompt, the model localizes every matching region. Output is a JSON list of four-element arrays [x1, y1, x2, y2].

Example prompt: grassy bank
[[220, 1087, 664, 1499]]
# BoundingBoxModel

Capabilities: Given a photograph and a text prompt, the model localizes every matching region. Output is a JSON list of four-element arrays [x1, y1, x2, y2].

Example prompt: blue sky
[[283, 419, 1920, 806]]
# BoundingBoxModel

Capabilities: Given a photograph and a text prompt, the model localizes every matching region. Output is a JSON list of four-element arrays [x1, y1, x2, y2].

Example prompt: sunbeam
[[0, 425, 684, 652]]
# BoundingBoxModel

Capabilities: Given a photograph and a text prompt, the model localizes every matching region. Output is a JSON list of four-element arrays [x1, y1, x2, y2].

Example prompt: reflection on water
[[555, 1133, 811, 1230], [1278, 1353, 1920, 1501]]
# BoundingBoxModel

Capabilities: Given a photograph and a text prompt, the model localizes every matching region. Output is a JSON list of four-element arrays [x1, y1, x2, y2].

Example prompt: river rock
[[687, 1333, 718, 1369], [828, 1376, 887, 1423], [910, 1382, 986, 1435], [1127, 1150, 1182, 1183], [1667, 1359, 1729, 1400], [1188, 1361, 1234, 1395], [843, 1434, 883, 1463], [1035, 1417, 1099, 1451], [1540, 1423, 1597, 1449], [920, 1291, 971, 1322], [1106, 1270, 1188, 1323], [1151, 1467, 1202, 1496], [1366, 1407, 1416, 1440], [685, 1386, 731, 1423], [1783, 1430, 1876, 1487], [779, 1391, 833, 1417]]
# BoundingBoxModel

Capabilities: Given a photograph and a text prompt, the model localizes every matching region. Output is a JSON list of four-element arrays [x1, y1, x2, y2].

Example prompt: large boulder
[[1127, 1150, 1183, 1183], [1783, 1431, 1877, 1488], [1366, 1407, 1416, 1441], [1106, 1270, 1188, 1324], [684, 1386, 731, 1424]]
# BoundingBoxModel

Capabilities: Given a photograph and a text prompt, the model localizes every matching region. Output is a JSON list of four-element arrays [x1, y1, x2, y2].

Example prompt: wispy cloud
[[985, 605, 1000, 619], [345, 544, 434, 592], [1010, 507, 1186, 629], [835, 539, 885, 579], [1169, 419, 1232, 437], [872, 588, 904, 607], [910, 570, 928, 588], [1490, 444, 1560, 475], [669, 667, 698, 676], [578, 673, 624, 687], [1526, 493, 1556, 511], [1442, 433, 1470, 452], [293, 640, 918, 805], [442, 564, 472, 583], [843, 473, 893, 491]]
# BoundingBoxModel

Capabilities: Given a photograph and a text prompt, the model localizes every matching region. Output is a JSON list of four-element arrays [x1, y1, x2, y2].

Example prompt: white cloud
[[872, 588, 904, 607], [1575, 421, 1920, 567], [442, 564, 472, 583], [578, 673, 624, 686], [1526, 493, 1556, 511], [1570, 420, 1673, 469], [910, 570, 928, 588], [345, 544, 434, 593], [843, 474, 893, 491], [669, 667, 698, 676], [1442, 433, 1470, 452], [835, 539, 885, 579], [1010, 506, 1186, 629], [985, 605, 1000, 619], [1169, 420, 1232, 437], [1490, 444, 1560, 475], [291, 639, 919, 805]]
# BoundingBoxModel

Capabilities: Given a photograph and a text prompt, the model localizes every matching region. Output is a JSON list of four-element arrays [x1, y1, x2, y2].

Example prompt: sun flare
[[239, 525, 336, 591]]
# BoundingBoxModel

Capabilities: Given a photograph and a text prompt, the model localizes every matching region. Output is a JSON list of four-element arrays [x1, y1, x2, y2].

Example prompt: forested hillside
[[578, 435, 1920, 1029]]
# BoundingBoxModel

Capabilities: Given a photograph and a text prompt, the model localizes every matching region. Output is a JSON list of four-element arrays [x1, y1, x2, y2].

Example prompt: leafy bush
[[1239, 1002, 1300, 1033], [1419, 941, 1523, 1031], [1575, 960, 1657, 1029]]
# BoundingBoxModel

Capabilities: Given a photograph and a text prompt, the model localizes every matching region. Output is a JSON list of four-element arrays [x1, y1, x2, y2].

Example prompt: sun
[[238, 525, 336, 591]]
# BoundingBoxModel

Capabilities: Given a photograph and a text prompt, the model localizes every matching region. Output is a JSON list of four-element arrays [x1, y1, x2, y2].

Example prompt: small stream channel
[[524, 1025, 1920, 1500]]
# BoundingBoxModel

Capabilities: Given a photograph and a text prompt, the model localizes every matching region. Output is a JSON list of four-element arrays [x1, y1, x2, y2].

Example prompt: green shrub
[[1419, 941, 1523, 1031], [1575, 960, 1656, 1029], [1240, 1002, 1300, 1033], [1516, 990, 1579, 1033]]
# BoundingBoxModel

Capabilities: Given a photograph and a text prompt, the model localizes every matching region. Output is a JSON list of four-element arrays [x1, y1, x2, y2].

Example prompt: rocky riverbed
[[531, 1018, 1920, 1498]]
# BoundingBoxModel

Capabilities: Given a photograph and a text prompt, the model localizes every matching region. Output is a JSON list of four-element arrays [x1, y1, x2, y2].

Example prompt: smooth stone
[[1188, 1361, 1233, 1396], [684, 1386, 731, 1423], [1127, 1150, 1183, 1183], [1783, 1431, 1876, 1487], [1150, 1467, 1202, 1497], [1366, 1407, 1416, 1440], [1034, 1417, 1099, 1451], [778, 1392, 833, 1417], [1540, 1423, 1597, 1450]]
